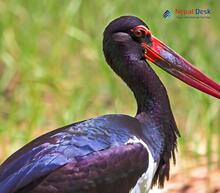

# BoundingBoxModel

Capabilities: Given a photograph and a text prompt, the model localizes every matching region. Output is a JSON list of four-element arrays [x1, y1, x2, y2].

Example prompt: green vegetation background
[[0, 0, 220, 168]]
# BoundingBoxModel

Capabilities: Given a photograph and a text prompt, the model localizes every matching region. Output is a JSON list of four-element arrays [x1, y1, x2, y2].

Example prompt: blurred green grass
[[0, 0, 220, 167]]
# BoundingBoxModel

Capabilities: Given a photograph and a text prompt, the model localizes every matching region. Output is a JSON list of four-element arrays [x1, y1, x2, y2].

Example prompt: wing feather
[[0, 114, 143, 193]]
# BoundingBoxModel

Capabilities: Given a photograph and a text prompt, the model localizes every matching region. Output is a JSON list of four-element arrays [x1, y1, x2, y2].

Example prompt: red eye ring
[[134, 29, 145, 38], [131, 25, 151, 38]]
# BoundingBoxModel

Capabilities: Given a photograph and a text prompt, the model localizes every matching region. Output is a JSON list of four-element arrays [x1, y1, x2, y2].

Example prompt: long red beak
[[142, 35, 220, 99]]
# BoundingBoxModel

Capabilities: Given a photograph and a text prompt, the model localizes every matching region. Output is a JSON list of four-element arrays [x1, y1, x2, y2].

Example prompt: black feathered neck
[[103, 16, 180, 188]]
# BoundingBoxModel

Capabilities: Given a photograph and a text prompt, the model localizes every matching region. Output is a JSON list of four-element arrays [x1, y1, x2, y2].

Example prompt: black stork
[[0, 16, 220, 193]]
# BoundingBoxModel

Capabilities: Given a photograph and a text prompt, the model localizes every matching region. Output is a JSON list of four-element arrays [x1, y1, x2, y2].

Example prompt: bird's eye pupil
[[134, 30, 144, 37], [131, 25, 151, 39]]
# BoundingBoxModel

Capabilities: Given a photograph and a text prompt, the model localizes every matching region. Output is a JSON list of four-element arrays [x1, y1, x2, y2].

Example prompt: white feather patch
[[126, 136, 158, 193]]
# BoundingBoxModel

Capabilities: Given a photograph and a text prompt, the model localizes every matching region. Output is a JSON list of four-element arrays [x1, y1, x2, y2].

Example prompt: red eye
[[131, 25, 151, 38], [134, 29, 145, 38]]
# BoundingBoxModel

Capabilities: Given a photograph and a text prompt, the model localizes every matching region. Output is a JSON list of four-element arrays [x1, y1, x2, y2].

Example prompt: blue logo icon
[[163, 10, 172, 18]]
